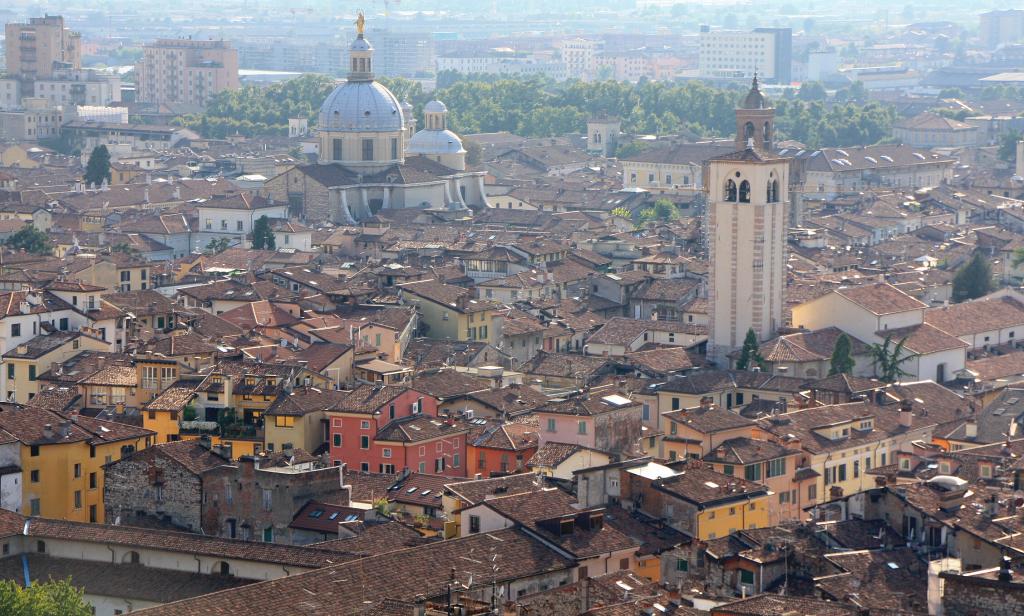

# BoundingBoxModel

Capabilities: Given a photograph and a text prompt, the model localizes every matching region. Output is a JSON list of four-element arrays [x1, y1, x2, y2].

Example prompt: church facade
[[264, 19, 485, 224]]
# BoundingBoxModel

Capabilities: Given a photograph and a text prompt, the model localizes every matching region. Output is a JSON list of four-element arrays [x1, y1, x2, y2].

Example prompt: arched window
[[763, 122, 771, 146], [767, 179, 779, 203], [593, 132, 601, 144], [743, 122, 755, 142], [215, 561, 231, 576], [725, 179, 738, 202], [739, 180, 751, 203], [124, 551, 140, 564]]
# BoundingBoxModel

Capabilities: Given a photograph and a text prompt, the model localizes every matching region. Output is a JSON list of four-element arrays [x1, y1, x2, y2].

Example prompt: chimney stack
[[965, 419, 978, 439], [898, 399, 913, 428]]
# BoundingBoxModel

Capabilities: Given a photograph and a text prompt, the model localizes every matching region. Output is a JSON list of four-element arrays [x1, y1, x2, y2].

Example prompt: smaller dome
[[350, 37, 373, 52], [424, 100, 448, 114], [407, 129, 465, 155]]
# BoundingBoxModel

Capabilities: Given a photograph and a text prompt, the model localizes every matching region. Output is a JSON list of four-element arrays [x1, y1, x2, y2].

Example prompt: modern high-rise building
[[707, 77, 789, 366], [134, 39, 239, 107], [698, 27, 791, 84], [980, 10, 1024, 49], [4, 15, 81, 80]]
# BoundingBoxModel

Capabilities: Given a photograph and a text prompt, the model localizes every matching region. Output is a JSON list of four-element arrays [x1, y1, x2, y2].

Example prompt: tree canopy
[[869, 335, 915, 383], [952, 252, 994, 303], [735, 328, 766, 371], [0, 578, 93, 616], [828, 333, 856, 376], [252, 215, 276, 250], [5, 224, 52, 255], [178, 73, 898, 148], [83, 145, 111, 187]]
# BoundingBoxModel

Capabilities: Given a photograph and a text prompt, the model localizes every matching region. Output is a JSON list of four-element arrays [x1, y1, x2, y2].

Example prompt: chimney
[[965, 419, 978, 439], [700, 396, 713, 411], [42, 424, 54, 439], [988, 494, 1000, 517], [1000, 555, 1014, 582], [898, 399, 913, 428]]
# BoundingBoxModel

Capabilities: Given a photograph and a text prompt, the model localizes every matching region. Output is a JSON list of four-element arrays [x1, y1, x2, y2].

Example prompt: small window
[[676, 558, 688, 572], [577, 421, 587, 435], [469, 515, 481, 533], [36, 540, 45, 553], [333, 434, 342, 447]]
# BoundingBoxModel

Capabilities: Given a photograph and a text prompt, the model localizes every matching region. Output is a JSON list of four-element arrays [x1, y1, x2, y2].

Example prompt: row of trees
[[178, 73, 899, 149]]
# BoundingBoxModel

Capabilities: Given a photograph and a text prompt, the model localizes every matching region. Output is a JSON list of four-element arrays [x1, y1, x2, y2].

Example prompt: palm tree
[[869, 335, 917, 383]]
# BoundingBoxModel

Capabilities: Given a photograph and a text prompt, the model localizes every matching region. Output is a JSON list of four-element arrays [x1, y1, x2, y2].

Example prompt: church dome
[[318, 80, 405, 133], [407, 128, 465, 155]]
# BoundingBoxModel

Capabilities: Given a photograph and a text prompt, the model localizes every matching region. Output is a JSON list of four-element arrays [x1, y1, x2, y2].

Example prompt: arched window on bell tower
[[767, 179, 779, 203], [744, 122, 755, 143], [725, 179, 738, 202], [763, 122, 772, 149], [739, 180, 751, 203]]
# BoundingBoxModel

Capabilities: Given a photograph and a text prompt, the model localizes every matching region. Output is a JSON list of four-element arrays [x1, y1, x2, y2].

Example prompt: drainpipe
[[21, 554, 30, 587], [195, 555, 202, 574]]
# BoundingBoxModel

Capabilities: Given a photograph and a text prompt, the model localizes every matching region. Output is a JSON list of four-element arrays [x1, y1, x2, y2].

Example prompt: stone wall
[[941, 572, 1024, 616], [103, 448, 204, 530]]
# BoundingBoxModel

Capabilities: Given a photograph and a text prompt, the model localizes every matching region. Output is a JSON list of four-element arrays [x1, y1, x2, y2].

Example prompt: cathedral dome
[[407, 128, 465, 155], [318, 80, 405, 133]]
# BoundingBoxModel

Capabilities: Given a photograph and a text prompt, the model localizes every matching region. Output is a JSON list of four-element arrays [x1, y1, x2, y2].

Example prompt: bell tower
[[708, 76, 788, 367], [734, 74, 774, 152]]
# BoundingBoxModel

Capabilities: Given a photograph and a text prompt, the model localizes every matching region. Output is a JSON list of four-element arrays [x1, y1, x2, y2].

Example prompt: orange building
[[467, 422, 538, 478]]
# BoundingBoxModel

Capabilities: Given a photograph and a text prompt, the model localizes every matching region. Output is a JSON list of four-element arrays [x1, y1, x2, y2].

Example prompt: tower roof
[[740, 74, 770, 110]]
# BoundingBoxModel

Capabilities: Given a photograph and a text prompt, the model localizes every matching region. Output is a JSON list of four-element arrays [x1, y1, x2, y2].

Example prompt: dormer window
[[559, 519, 574, 535]]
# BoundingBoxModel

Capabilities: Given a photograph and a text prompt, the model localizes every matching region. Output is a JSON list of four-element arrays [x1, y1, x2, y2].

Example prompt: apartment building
[[4, 15, 81, 80], [698, 27, 792, 84], [135, 39, 240, 107], [980, 10, 1024, 49]]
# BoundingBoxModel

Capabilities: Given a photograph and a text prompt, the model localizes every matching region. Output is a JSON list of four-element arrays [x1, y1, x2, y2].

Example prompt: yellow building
[[398, 280, 504, 344], [0, 405, 153, 522], [623, 460, 770, 541], [188, 361, 333, 457], [2, 331, 109, 404]]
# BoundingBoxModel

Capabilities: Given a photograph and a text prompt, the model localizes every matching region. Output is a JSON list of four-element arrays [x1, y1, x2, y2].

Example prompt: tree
[[797, 81, 828, 101], [111, 242, 139, 255], [205, 237, 231, 254], [83, 145, 111, 187], [998, 130, 1021, 163], [465, 140, 482, 166], [869, 335, 916, 383], [5, 224, 52, 255], [828, 333, 856, 376], [609, 207, 633, 219], [0, 578, 93, 616], [735, 328, 766, 371], [952, 252, 994, 303], [251, 215, 276, 250]]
